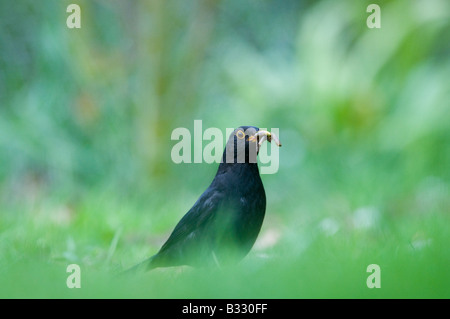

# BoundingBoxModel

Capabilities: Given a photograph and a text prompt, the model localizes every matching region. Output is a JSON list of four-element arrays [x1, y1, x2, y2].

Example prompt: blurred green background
[[1, 0, 449, 298]]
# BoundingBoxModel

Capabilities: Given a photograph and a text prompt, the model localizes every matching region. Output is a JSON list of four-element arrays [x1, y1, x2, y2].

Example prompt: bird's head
[[222, 126, 282, 164]]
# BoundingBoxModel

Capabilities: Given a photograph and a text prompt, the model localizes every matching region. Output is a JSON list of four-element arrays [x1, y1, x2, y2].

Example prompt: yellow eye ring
[[236, 130, 245, 139]]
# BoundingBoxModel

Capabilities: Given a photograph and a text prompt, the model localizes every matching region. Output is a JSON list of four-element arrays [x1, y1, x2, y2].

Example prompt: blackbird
[[126, 126, 281, 272]]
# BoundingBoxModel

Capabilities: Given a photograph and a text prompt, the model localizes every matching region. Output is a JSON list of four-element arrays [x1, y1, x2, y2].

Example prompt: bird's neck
[[214, 162, 263, 199], [216, 145, 262, 183], [216, 161, 259, 175]]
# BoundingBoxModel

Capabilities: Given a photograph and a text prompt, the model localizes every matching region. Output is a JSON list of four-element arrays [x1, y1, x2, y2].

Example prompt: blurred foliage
[[0, 0, 449, 298]]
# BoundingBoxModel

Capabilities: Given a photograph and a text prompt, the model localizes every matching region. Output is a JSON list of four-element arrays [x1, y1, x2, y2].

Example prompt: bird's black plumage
[[126, 126, 280, 272]]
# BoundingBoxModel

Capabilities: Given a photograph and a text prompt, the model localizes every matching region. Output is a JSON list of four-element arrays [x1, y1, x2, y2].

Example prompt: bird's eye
[[236, 130, 245, 139]]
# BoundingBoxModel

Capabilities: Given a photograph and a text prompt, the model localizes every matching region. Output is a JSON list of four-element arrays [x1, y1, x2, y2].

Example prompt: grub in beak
[[254, 130, 282, 147]]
